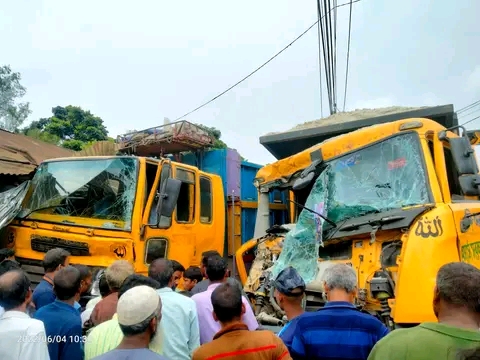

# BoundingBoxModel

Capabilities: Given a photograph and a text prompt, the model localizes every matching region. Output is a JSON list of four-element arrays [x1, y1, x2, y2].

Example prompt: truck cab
[[2, 155, 225, 284], [236, 107, 480, 328]]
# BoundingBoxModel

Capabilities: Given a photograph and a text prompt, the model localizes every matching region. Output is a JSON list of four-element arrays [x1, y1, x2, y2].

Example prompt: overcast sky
[[2, 0, 479, 165]]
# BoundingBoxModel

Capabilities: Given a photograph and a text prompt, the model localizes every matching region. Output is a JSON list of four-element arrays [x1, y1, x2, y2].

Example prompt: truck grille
[[30, 235, 90, 256]]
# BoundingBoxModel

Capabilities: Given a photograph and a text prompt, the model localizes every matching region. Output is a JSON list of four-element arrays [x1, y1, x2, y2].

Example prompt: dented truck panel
[[0, 181, 29, 232]]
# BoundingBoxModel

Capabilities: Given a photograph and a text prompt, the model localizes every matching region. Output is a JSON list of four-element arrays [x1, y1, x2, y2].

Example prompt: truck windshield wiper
[[17, 204, 68, 221], [288, 199, 337, 228], [340, 215, 405, 232]]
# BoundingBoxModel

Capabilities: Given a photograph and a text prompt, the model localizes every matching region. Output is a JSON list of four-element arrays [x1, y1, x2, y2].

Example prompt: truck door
[[439, 136, 480, 267], [141, 161, 195, 273], [192, 174, 216, 266]]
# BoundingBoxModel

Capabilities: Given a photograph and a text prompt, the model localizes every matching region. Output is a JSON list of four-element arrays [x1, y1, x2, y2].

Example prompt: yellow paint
[[237, 117, 480, 325], [7, 157, 226, 275]]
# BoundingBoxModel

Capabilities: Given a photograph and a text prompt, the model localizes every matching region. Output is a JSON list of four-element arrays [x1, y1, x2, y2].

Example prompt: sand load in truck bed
[[261, 104, 457, 159], [116, 120, 215, 156]]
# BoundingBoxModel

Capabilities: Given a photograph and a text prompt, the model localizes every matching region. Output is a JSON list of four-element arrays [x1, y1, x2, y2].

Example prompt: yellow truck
[[0, 121, 287, 291], [235, 105, 480, 328]]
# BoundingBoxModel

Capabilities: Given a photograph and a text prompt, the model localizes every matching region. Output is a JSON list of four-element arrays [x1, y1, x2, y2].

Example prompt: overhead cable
[[174, 0, 361, 121]]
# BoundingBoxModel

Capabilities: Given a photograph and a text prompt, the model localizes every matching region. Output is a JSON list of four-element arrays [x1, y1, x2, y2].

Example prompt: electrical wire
[[457, 99, 480, 114], [316, 2, 324, 118], [342, 0, 354, 111], [460, 114, 480, 128], [174, 0, 361, 121]]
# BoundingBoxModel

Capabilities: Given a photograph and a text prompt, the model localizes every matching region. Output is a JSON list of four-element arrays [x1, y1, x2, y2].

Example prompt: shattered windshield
[[272, 132, 430, 282], [20, 158, 138, 230]]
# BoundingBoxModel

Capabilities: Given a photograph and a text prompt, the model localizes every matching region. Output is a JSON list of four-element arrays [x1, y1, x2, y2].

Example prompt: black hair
[[118, 274, 160, 299], [73, 264, 92, 281], [0, 248, 15, 262], [98, 274, 110, 298], [43, 248, 70, 272], [184, 266, 203, 282], [171, 260, 185, 273], [457, 347, 480, 360], [0, 259, 21, 276], [148, 259, 174, 288], [205, 255, 227, 282], [202, 250, 221, 267], [211, 282, 242, 323], [436, 262, 480, 313], [54, 266, 82, 300], [0, 269, 31, 311]]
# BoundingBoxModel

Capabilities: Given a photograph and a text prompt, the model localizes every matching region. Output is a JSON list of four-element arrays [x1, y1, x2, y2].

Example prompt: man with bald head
[[0, 269, 50, 360], [34, 265, 84, 360], [149, 258, 200, 360]]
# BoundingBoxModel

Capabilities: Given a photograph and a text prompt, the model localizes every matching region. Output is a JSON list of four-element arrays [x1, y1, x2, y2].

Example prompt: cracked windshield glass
[[273, 132, 430, 282], [20, 157, 138, 230]]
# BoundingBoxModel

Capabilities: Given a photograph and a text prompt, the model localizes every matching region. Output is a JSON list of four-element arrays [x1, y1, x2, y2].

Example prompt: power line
[[174, 0, 361, 121], [316, 1, 324, 118], [342, 0, 354, 111], [460, 114, 480, 127], [457, 99, 480, 114]]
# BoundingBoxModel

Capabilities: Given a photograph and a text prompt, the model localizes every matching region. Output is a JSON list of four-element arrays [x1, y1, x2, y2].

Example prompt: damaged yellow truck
[[236, 105, 480, 328]]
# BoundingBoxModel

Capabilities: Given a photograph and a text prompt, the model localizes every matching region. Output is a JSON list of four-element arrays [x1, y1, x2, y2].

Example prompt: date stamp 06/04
[[18, 335, 86, 344]]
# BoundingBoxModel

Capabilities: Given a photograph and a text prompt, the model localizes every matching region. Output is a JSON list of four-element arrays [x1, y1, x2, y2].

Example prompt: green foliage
[[195, 124, 227, 149], [0, 65, 31, 132], [25, 128, 60, 145], [62, 139, 84, 151], [23, 105, 109, 150]]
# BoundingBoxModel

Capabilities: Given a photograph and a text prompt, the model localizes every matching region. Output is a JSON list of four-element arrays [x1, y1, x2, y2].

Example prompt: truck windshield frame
[[305, 131, 432, 228], [20, 157, 139, 231], [270, 131, 432, 283]]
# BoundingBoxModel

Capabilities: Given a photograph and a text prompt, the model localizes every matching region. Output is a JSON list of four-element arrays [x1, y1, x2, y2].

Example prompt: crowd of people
[[1, 245, 480, 360]]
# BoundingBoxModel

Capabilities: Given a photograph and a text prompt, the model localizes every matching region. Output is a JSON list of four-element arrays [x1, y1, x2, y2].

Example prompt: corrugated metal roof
[[0, 129, 74, 175]]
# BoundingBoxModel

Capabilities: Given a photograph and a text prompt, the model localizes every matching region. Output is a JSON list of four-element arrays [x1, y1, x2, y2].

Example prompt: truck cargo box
[[261, 104, 458, 160], [116, 120, 215, 157]]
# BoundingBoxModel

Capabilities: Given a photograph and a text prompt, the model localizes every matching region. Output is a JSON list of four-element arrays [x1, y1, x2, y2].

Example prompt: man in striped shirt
[[84, 274, 164, 359], [290, 263, 389, 360]]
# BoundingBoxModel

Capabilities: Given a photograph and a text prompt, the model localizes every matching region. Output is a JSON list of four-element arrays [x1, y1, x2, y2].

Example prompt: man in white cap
[[91, 285, 169, 360]]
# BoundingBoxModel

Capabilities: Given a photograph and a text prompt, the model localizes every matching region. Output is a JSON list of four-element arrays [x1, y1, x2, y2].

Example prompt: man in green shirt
[[368, 262, 480, 360]]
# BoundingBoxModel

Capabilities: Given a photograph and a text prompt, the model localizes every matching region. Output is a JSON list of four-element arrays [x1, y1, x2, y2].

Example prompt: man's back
[[290, 302, 389, 360], [192, 283, 258, 344], [368, 322, 480, 360], [191, 277, 246, 296], [92, 348, 168, 360], [157, 288, 200, 360], [34, 300, 84, 360], [32, 279, 55, 310], [85, 314, 164, 360], [0, 310, 50, 360], [192, 323, 291, 360]]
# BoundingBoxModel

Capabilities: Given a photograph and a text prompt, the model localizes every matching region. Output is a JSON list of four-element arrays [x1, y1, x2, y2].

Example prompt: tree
[[23, 105, 109, 150], [196, 124, 227, 149], [0, 65, 31, 132]]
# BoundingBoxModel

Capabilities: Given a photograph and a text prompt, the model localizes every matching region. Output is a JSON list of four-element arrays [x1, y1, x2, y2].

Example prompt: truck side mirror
[[459, 174, 480, 196], [156, 178, 182, 220], [449, 137, 478, 175]]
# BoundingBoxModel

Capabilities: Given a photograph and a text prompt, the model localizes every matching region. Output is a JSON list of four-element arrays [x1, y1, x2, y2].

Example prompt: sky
[[2, 0, 480, 165]]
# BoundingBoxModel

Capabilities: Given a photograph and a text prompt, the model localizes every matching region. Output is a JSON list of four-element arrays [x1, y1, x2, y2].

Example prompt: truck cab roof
[[260, 104, 457, 160]]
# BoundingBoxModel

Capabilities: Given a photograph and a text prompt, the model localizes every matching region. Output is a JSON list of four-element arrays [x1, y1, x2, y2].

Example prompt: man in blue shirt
[[34, 265, 84, 360], [273, 266, 306, 352], [32, 247, 71, 310], [290, 263, 389, 360]]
